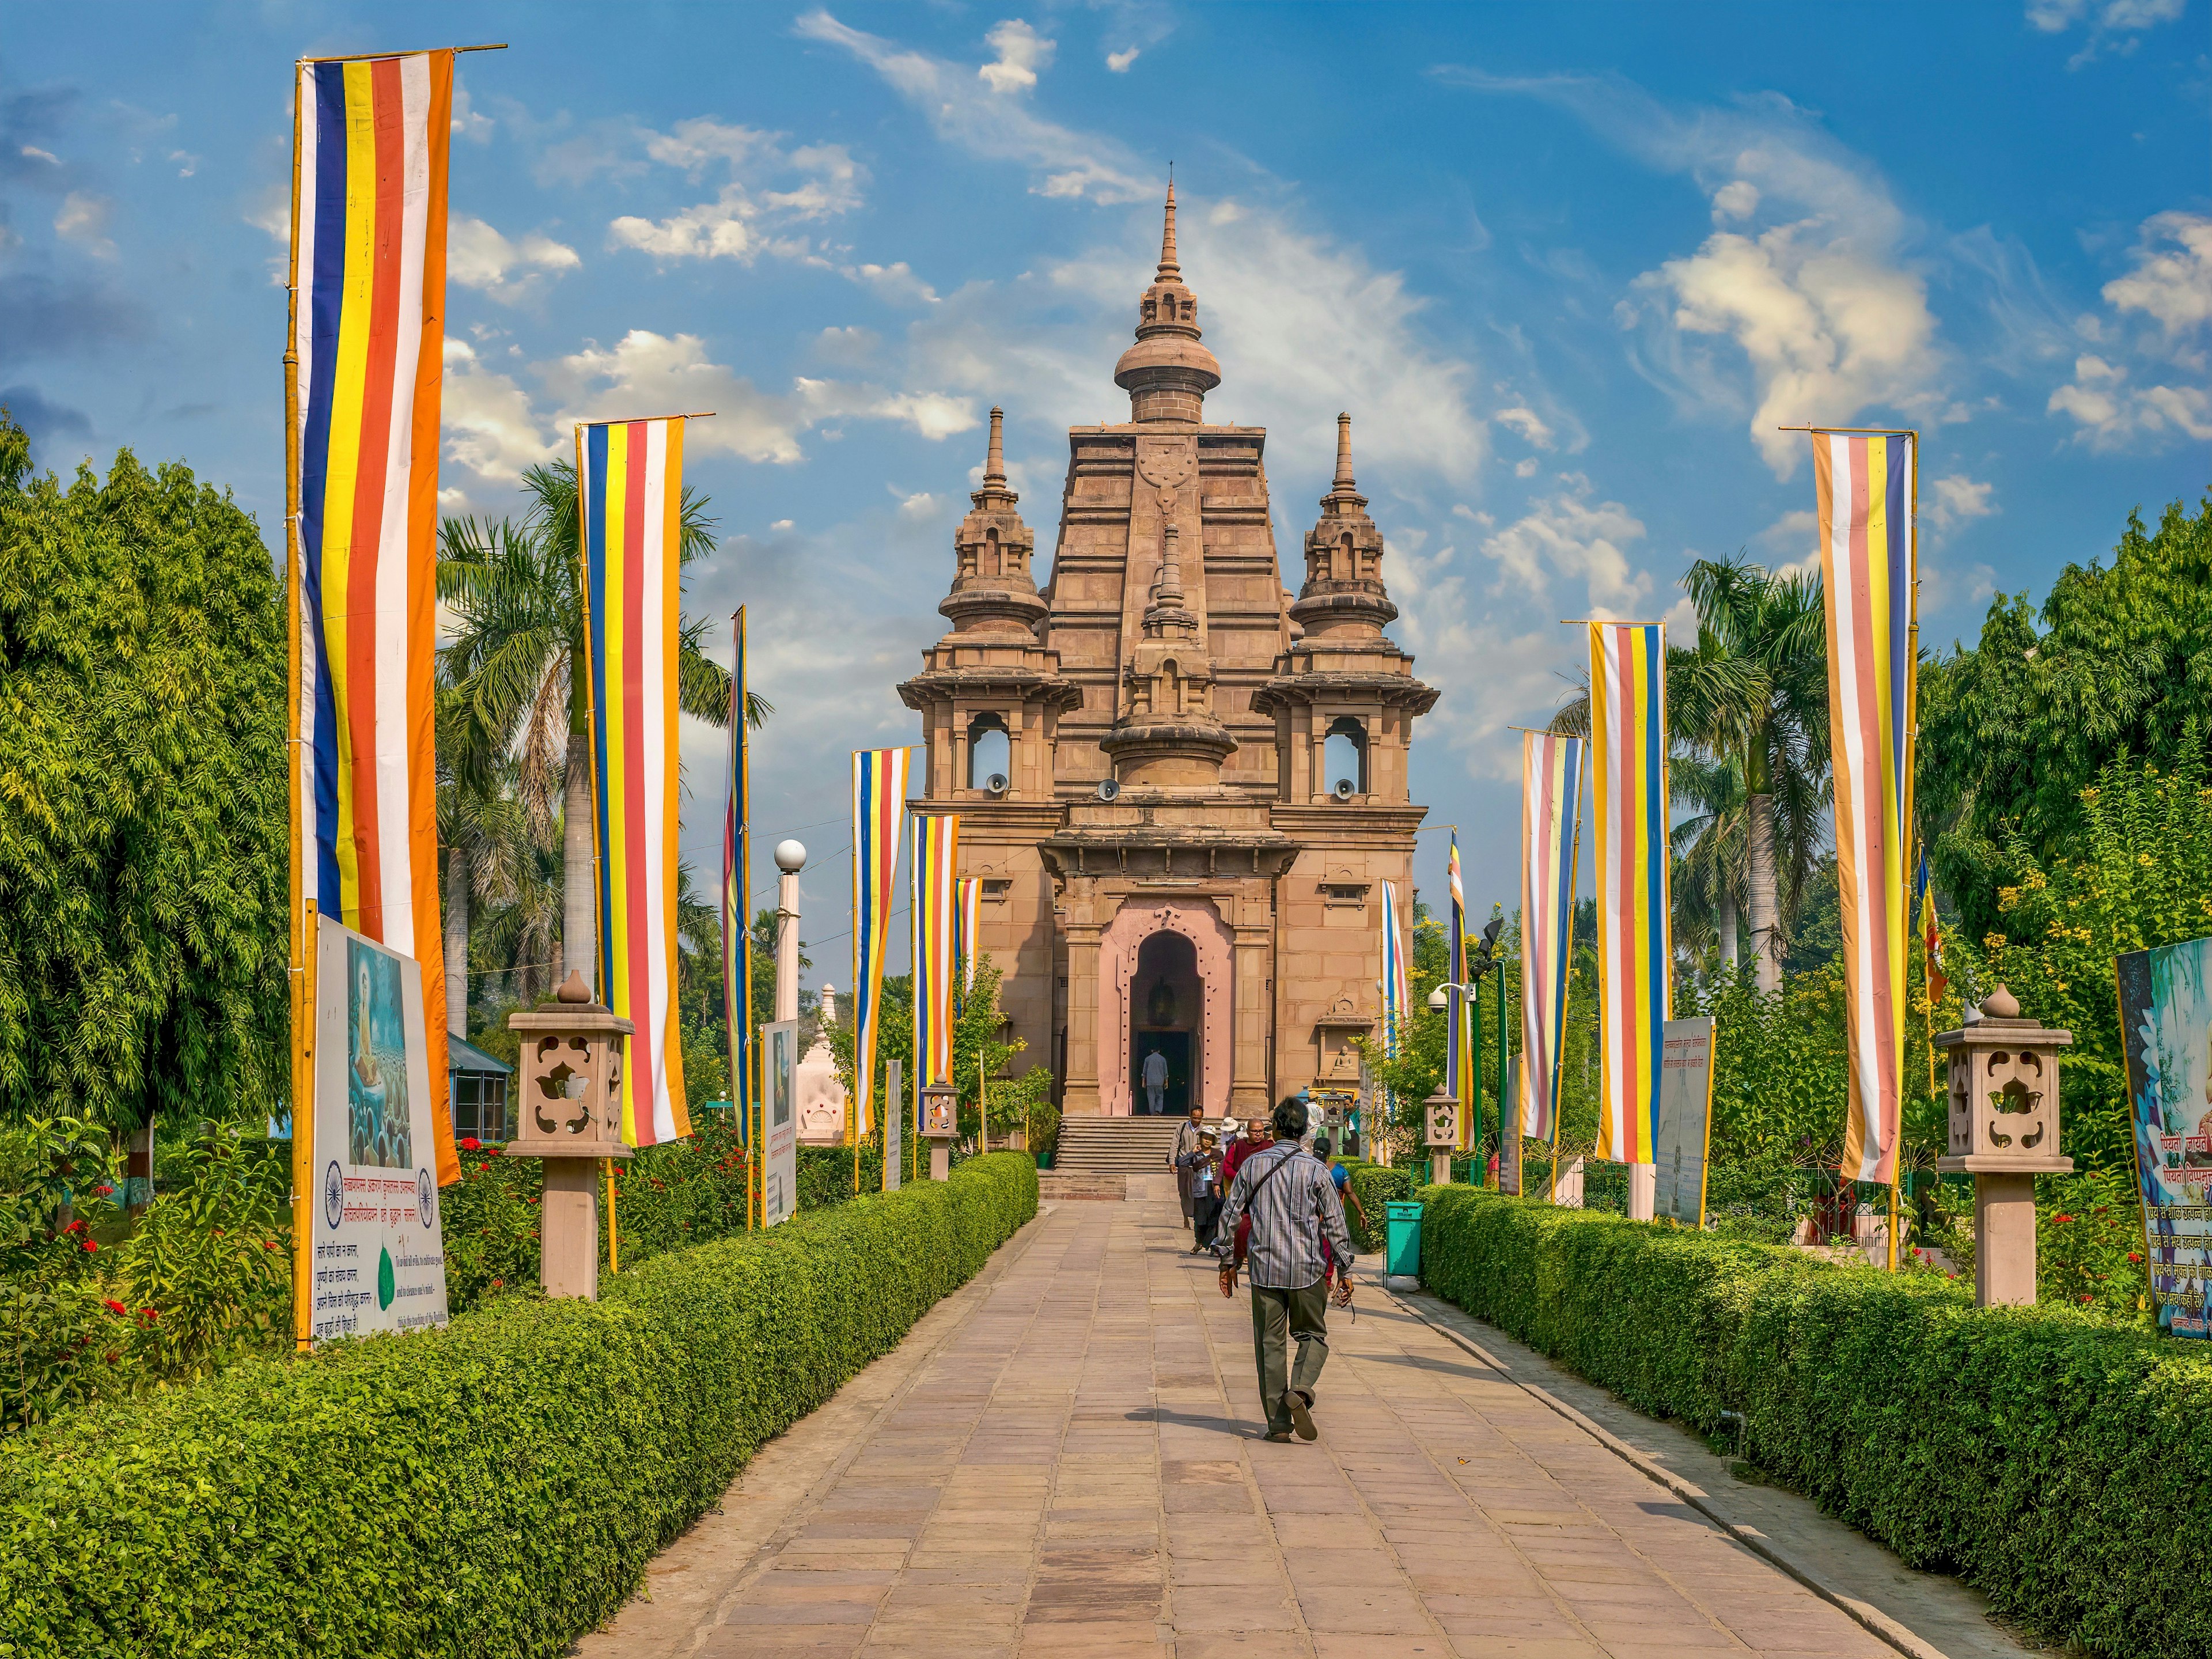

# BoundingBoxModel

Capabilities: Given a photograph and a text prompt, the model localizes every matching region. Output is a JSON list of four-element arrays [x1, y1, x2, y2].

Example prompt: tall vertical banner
[[956, 877, 982, 999], [724, 609, 752, 1152], [1815, 430, 1916, 1187], [851, 748, 911, 1144], [2116, 935, 2212, 1339], [580, 416, 691, 1148], [1520, 732, 1585, 1146], [1380, 880, 1410, 1135], [1447, 837, 1475, 1151], [911, 813, 960, 1127], [1589, 623, 1670, 1164], [291, 51, 459, 1192]]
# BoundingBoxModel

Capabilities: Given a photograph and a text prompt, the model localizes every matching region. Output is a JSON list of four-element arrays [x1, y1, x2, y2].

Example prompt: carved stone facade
[[898, 187, 1437, 1117]]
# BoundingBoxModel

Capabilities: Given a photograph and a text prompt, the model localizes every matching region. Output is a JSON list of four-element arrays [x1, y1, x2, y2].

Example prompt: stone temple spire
[[935, 404, 1046, 638], [1294, 412, 1396, 641], [1113, 182, 1221, 425], [1143, 520, 1199, 641]]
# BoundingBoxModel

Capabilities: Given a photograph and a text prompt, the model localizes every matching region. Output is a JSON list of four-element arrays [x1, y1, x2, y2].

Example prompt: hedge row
[[1415, 1185, 2212, 1659], [0, 1153, 1039, 1659]]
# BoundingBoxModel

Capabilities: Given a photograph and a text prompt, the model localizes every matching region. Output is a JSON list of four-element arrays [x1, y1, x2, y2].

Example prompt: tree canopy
[[0, 414, 285, 1131], [1921, 493, 2212, 943]]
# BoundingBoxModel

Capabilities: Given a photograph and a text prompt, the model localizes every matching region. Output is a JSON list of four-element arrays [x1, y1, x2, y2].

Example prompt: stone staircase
[[1040, 1115, 1188, 1202]]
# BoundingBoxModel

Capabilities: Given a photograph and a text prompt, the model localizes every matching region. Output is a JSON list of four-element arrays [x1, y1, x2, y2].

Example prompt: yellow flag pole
[[605, 1157, 618, 1274], [284, 62, 313, 1354]]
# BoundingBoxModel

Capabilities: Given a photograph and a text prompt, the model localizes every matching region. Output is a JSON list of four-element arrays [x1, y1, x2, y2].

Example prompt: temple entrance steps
[[1051, 1113, 1188, 1177]]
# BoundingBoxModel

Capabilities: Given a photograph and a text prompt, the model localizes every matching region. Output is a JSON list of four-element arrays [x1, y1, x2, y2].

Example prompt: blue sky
[[5, 0, 2206, 982]]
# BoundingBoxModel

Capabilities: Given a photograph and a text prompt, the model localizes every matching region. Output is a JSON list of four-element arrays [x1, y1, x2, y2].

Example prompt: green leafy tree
[[1921, 493, 2212, 944], [0, 415, 285, 1135], [825, 957, 1048, 1157]]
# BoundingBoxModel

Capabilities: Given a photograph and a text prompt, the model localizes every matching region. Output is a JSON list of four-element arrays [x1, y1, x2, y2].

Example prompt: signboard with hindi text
[[2117, 937, 2212, 1339], [762, 1018, 800, 1227], [1653, 1017, 1715, 1226], [310, 916, 449, 1342]]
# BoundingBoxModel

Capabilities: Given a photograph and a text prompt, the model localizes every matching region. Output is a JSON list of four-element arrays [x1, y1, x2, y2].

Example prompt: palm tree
[[1670, 555, 1830, 993], [1669, 751, 1747, 974], [437, 690, 537, 1035], [438, 461, 761, 995]]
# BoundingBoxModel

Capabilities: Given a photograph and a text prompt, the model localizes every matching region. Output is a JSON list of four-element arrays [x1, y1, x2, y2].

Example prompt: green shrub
[[1343, 1162, 1411, 1252], [1416, 1184, 2212, 1659], [0, 1152, 1037, 1659]]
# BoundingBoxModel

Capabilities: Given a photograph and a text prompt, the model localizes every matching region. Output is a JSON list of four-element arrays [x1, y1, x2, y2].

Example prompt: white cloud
[[861, 391, 976, 441], [20, 145, 58, 165], [815, 325, 880, 365], [2028, 0, 2187, 63], [1925, 472, 1998, 536], [2101, 211, 2212, 346], [168, 149, 198, 179], [53, 191, 115, 257], [1107, 48, 1141, 72], [1711, 180, 1759, 222], [1477, 474, 1651, 612], [449, 217, 581, 305], [847, 260, 940, 306], [1440, 69, 1944, 478], [2048, 353, 2212, 447], [1514, 457, 1539, 478], [979, 20, 1055, 93], [450, 73, 494, 142], [1495, 406, 1555, 449], [441, 339, 562, 486], [897, 490, 939, 516], [797, 9, 1151, 203], [608, 122, 862, 264]]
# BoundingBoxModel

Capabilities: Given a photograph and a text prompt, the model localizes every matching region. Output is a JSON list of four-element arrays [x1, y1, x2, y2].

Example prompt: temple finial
[[1334, 412, 1355, 490], [1158, 180, 1180, 278], [984, 406, 1006, 486]]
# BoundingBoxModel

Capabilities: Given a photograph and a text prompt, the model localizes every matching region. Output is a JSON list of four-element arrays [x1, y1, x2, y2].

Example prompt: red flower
[[262, 1240, 278, 1251], [460, 1137, 481, 1152], [138, 1308, 158, 1321], [2128, 1252, 2144, 1263], [62, 1218, 85, 1234], [103, 1298, 126, 1316], [491, 1278, 504, 1289], [480, 1162, 491, 1172], [80, 1238, 98, 1253], [482, 1146, 502, 1158], [2080, 1293, 2093, 1304], [93, 1185, 114, 1198], [2052, 1213, 2074, 1225], [103, 1351, 119, 1363]]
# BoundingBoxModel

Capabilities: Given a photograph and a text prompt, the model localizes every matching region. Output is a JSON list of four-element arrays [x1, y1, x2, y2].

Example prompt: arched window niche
[[968, 714, 1012, 792], [1323, 717, 1368, 798]]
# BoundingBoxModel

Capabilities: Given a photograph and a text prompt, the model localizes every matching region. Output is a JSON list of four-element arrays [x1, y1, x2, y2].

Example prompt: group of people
[[1165, 1099, 1369, 1444]]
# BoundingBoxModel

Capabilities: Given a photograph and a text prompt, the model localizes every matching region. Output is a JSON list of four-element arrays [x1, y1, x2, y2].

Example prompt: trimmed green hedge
[[1416, 1184, 2212, 1659], [0, 1153, 1037, 1659]]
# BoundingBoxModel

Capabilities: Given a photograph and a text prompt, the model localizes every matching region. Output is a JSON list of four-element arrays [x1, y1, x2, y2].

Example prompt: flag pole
[[285, 59, 313, 1354], [1893, 435, 1922, 1273], [1554, 741, 1588, 1203]]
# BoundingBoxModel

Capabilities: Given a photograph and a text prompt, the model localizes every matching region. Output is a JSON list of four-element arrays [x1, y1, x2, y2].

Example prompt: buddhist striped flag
[[581, 417, 690, 1148], [724, 609, 752, 1147], [851, 748, 911, 1141], [911, 814, 960, 1130], [956, 877, 982, 998], [292, 51, 457, 1186], [1815, 431, 1916, 1186], [1380, 879, 1410, 1084], [1589, 623, 1670, 1164], [1520, 732, 1585, 1143], [1446, 836, 1474, 1150]]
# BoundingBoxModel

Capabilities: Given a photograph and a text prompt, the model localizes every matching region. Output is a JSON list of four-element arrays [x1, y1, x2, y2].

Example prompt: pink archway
[[1100, 899, 1233, 1116]]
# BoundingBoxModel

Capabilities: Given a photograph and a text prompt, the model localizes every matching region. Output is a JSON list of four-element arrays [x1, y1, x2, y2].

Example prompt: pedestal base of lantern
[[930, 1143, 950, 1182], [540, 1158, 604, 1300], [1430, 1154, 1452, 1186], [1628, 1162, 1656, 1221], [1940, 1155, 2073, 1306]]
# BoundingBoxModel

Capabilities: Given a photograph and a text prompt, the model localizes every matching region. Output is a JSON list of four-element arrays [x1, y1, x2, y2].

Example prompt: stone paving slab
[[577, 1187, 2028, 1659]]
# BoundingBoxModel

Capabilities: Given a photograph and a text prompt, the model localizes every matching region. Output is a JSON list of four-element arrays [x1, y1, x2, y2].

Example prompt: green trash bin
[[1385, 1200, 1425, 1279]]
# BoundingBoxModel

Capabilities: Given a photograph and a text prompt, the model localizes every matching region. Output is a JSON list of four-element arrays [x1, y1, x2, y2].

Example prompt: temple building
[[899, 186, 1437, 1124]]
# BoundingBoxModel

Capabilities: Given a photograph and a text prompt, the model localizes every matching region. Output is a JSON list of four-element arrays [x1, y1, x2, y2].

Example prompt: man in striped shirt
[[1214, 1096, 1356, 1442]]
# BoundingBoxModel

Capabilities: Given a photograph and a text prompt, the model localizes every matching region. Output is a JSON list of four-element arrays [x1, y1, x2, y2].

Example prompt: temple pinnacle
[[1334, 412, 1355, 490], [984, 405, 1006, 487], [1157, 181, 1180, 279]]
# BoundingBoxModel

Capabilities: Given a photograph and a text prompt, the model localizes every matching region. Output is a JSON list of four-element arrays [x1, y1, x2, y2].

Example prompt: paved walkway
[[579, 1180, 2021, 1659]]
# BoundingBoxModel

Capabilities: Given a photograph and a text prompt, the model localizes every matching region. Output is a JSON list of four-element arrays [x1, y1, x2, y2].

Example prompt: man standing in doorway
[[1214, 1096, 1356, 1442], [1169, 1103, 1204, 1225], [1142, 1044, 1170, 1115]]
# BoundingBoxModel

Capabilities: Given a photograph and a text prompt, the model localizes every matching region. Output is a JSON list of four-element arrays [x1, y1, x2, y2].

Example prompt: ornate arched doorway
[[1100, 899, 1232, 1116]]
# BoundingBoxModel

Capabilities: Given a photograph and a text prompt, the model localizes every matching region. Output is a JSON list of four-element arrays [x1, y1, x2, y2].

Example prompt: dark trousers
[[1249, 1281, 1330, 1435], [1192, 1194, 1222, 1249]]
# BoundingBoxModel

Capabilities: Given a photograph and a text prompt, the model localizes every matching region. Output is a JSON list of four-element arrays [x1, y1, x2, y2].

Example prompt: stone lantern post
[[921, 1078, 959, 1181], [1423, 1082, 1460, 1188], [1933, 983, 2073, 1307], [506, 971, 635, 1300]]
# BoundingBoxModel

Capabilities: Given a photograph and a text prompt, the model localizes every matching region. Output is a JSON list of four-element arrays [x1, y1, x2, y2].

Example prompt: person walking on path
[[1179, 1130, 1224, 1252], [1169, 1104, 1204, 1225], [1214, 1097, 1355, 1442]]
